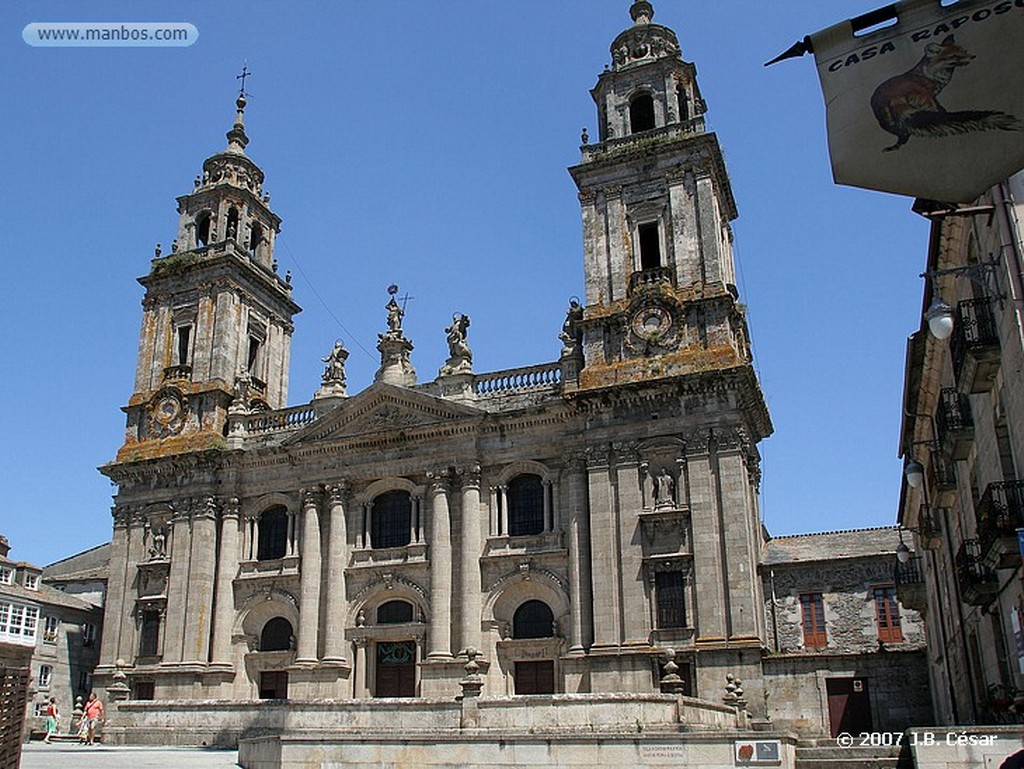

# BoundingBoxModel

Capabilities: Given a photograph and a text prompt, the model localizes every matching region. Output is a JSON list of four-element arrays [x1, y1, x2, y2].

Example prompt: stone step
[[795, 743, 910, 769]]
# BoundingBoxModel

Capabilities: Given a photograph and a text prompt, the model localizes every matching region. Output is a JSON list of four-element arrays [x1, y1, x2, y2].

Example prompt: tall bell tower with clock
[[115, 86, 300, 463], [569, 0, 754, 392]]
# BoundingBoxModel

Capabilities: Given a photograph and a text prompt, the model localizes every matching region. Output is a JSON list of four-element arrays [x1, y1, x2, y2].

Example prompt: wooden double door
[[376, 641, 417, 697]]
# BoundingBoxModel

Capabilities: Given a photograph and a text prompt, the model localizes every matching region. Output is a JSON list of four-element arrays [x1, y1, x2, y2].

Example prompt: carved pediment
[[284, 383, 484, 445]]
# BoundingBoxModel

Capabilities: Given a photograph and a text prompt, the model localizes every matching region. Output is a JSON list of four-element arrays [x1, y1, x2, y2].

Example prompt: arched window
[[371, 491, 412, 549], [257, 506, 288, 561], [676, 85, 689, 122], [195, 213, 211, 247], [508, 474, 544, 536], [513, 600, 554, 639], [227, 206, 240, 241], [629, 93, 656, 133], [377, 600, 413, 625], [260, 617, 293, 651], [249, 221, 263, 257]]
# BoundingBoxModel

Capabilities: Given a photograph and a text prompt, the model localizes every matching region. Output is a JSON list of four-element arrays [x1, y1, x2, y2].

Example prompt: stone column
[[565, 453, 593, 652], [121, 510, 148, 662], [497, 486, 508, 536], [286, 509, 297, 557], [100, 506, 131, 667], [163, 502, 192, 662], [183, 497, 218, 663], [211, 497, 240, 664], [543, 480, 553, 532], [488, 487, 499, 536], [361, 501, 371, 549], [353, 638, 368, 698], [245, 513, 259, 561], [296, 488, 322, 664], [427, 472, 453, 660], [322, 483, 349, 665], [586, 446, 621, 648], [689, 437, 727, 641], [459, 466, 483, 654]]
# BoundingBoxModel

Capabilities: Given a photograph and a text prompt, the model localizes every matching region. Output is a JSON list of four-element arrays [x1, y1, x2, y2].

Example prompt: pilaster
[[183, 496, 218, 664], [564, 452, 593, 653], [211, 497, 240, 664], [163, 503, 192, 662]]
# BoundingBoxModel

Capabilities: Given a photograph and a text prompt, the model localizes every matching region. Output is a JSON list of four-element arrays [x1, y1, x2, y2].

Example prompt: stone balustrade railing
[[474, 362, 562, 396], [245, 404, 319, 434]]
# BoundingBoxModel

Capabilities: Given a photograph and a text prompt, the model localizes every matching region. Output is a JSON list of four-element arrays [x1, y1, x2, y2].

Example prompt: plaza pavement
[[21, 742, 239, 768]]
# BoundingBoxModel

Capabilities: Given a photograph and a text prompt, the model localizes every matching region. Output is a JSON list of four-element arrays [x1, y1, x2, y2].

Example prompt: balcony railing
[[976, 480, 1024, 568], [628, 266, 675, 295], [936, 388, 975, 460], [929, 452, 957, 495], [918, 506, 944, 550], [162, 364, 192, 381], [955, 539, 999, 605], [474, 363, 562, 397], [895, 555, 927, 613], [951, 298, 1000, 393]]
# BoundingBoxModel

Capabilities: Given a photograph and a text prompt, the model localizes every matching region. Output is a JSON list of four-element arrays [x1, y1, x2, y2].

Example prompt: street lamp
[[920, 254, 1004, 340], [904, 459, 925, 489], [924, 296, 954, 340]]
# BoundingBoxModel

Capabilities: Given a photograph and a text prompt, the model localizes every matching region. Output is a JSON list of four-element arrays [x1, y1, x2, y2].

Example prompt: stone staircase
[[795, 739, 913, 769]]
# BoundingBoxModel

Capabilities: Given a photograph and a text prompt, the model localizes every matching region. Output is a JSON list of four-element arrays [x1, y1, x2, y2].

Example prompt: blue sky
[[1, 1, 929, 567]]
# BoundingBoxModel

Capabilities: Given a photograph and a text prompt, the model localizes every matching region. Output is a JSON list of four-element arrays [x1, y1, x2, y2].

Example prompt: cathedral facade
[[96, 0, 773, 721]]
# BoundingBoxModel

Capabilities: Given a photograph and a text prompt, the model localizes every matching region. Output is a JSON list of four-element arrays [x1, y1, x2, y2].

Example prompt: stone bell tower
[[116, 88, 300, 462], [569, 0, 750, 389], [567, 1, 773, 708]]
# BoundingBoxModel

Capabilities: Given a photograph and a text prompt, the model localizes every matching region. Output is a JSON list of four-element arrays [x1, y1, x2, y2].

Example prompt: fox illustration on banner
[[809, 0, 1024, 202]]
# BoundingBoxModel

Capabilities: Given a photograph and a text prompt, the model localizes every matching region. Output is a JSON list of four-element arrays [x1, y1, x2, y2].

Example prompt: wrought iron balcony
[[976, 480, 1024, 569], [955, 539, 999, 605], [929, 452, 958, 497], [936, 388, 975, 460], [895, 555, 927, 613], [628, 266, 675, 295], [918, 506, 944, 550], [951, 298, 1000, 394]]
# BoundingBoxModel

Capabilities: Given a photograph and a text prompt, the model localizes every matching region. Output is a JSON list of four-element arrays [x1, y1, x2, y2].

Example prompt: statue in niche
[[148, 524, 168, 560], [445, 314, 471, 361], [654, 468, 675, 509], [559, 298, 584, 354], [321, 340, 349, 385]]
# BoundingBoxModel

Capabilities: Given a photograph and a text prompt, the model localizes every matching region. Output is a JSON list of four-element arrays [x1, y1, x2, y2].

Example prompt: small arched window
[[676, 85, 690, 122], [377, 600, 414, 625], [226, 207, 240, 241], [260, 617, 293, 651], [513, 600, 554, 639], [629, 93, 656, 133], [196, 213, 211, 247], [249, 221, 263, 257], [371, 491, 412, 549], [257, 506, 288, 561], [508, 474, 544, 536]]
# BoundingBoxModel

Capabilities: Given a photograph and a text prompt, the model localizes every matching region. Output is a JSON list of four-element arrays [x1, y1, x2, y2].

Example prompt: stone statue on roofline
[[440, 312, 473, 377], [315, 339, 349, 399]]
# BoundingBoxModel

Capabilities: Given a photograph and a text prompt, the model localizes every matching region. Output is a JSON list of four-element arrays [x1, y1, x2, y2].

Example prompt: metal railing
[[955, 539, 999, 603], [976, 480, 1024, 557], [936, 388, 974, 443], [951, 298, 999, 379]]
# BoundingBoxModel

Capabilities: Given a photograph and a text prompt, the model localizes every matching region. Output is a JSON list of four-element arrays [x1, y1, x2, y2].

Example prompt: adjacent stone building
[[761, 527, 932, 737], [0, 535, 103, 741], [898, 172, 1024, 726]]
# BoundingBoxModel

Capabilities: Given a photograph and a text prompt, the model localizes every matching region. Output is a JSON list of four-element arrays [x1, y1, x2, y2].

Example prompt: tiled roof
[[763, 526, 899, 566], [43, 542, 110, 582]]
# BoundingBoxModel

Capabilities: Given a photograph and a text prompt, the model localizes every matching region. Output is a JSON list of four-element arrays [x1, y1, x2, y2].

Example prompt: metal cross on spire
[[236, 63, 251, 97]]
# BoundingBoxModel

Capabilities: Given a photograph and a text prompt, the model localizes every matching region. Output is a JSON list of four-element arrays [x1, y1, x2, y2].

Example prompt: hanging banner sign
[[809, 0, 1024, 202]]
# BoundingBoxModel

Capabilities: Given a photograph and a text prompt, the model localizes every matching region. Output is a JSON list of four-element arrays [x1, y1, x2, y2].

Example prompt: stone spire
[[225, 92, 250, 154], [630, 0, 654, 25]]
